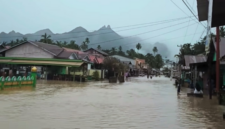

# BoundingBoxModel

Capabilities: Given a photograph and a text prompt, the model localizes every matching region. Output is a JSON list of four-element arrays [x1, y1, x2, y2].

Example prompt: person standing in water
[[177, 79, 181, 95]]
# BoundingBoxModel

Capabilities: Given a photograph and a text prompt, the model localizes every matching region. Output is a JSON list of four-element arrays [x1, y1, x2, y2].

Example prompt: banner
[[205, 0, 213, 54]]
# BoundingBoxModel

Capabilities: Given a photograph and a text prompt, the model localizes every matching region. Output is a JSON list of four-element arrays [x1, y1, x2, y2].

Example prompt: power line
[[182, 0, 198, 20], [0, 16, 193, 39], [185, 0, 196, 14], [183, 16, 192, 43], [190, 23, 199, 43], [107, 22, 197, 49], [131, 31, 203, 52], [88, 20, 194, 46], [170, 0, 206, 28], [51, 18, 191, 41]]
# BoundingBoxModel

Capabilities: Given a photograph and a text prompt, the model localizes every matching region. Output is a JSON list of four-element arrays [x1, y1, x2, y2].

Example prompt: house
[[59, 48, 105, 78], [57, 47, 79, 60], [0, 41, 86, 80], [83, 48, 108, 57], [182, 55, 207, 88], [0, 44, 10, 57]]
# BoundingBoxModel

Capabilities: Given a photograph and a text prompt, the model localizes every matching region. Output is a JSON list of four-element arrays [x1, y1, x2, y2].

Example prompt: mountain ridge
[[0, 26, 171, 57]]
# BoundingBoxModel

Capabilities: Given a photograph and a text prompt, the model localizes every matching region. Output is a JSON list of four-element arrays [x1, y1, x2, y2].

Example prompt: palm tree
[[119, 46, 122, 52], [153, 47, 158, 55], [81, 41, 88, 50], [56, 41, 62, 47], [111, 47, 117, 54], [136, 43, 142, 53], [40, 33, 51, 44], [97, 45, 101, 50], [63, 41, 67, 46], [22, 37, 27, 42]]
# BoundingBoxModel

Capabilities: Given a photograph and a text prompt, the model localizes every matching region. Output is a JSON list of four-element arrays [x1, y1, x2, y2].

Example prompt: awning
[[0, 57, 84, 67], [196, 0, 225, 27]]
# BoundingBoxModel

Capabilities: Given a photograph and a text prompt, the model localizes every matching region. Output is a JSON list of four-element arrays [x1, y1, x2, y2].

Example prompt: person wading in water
[[177, 79, 181, 95]]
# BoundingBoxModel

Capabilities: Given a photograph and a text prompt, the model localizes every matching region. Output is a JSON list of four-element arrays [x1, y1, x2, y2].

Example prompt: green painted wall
[[213, 53, 216, 61], [223, 71, 225, 85], [59, 67, 66, 74]]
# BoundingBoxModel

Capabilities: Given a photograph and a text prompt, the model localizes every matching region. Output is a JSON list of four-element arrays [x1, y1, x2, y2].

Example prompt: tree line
[[0, 33, 164, 69]]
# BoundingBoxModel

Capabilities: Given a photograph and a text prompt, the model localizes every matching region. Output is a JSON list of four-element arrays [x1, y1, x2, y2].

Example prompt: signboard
[[205, 0, 213, 54]]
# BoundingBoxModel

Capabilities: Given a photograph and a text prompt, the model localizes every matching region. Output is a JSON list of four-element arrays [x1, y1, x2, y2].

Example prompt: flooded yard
[[0, 76, 224, 129]]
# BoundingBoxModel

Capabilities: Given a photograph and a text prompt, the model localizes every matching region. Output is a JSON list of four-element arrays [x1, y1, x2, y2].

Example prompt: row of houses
[[0, 41, 153, 80], [175, 37, 225, 97]]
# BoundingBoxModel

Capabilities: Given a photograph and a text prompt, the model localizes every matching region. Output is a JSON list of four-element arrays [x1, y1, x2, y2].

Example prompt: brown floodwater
[[0, 76, 224, 129]]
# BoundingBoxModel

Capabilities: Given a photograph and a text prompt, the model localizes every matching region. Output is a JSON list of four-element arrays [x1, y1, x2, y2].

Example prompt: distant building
[[83, 48, 108, 57]]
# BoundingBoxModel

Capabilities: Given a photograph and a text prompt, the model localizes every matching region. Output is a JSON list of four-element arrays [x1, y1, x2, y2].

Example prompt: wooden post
[[216, 26, 220, 93], [73, 67, 75, 82]]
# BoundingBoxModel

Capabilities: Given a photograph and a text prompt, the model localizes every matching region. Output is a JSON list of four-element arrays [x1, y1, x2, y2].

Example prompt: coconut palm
[[119, 46, 122, 52], [40, 33, 51, 44], [136, 43, 142, 53], [153, 47, 158, 55]]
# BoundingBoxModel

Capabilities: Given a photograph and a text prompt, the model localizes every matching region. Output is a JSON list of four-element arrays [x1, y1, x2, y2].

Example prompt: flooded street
[[0, 76, 224, 129]]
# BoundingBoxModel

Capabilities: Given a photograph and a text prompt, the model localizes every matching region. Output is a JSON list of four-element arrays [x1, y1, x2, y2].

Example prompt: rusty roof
[[184, 55, 207, 68]]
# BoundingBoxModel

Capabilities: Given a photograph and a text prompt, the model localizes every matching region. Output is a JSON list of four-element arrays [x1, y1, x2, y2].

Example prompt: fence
[[0, 67, 37, 90]]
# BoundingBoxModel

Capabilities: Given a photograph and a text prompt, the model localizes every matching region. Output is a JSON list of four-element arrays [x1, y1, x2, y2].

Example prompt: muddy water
[[0, 76, 224, 129]]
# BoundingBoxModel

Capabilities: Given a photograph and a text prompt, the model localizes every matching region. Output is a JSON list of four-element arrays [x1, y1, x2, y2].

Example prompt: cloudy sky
[[0, 0, 209, 58]]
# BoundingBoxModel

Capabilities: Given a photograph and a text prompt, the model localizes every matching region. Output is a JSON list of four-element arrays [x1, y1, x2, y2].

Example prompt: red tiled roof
[[88, 55, 96, 63], [96, 57, 104, 64]]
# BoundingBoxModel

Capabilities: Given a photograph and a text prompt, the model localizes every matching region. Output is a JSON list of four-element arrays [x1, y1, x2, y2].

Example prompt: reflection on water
[[0, 77, 224, 129]]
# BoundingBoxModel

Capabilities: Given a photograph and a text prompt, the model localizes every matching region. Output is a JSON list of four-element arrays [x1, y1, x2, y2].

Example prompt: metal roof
[[0, 41, 63, 56], [184, 55, 207, 68], [111, 55, 135, 65]]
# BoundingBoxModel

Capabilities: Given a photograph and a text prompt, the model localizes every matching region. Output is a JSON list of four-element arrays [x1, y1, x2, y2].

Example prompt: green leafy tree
[[68, 40, 80, 50], [145, 53, 154, 67], [220, 26, 225, 37], [154, 54, 164, 69], [111, 47, 117, 55], [97, 45, 101, 50]]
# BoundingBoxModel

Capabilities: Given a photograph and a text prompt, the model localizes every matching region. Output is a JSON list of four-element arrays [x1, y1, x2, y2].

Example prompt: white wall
[[5, 43, 54, 58]]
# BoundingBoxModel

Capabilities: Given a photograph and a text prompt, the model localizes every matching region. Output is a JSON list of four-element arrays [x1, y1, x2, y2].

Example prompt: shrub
[[93, 70, 99, 81]]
